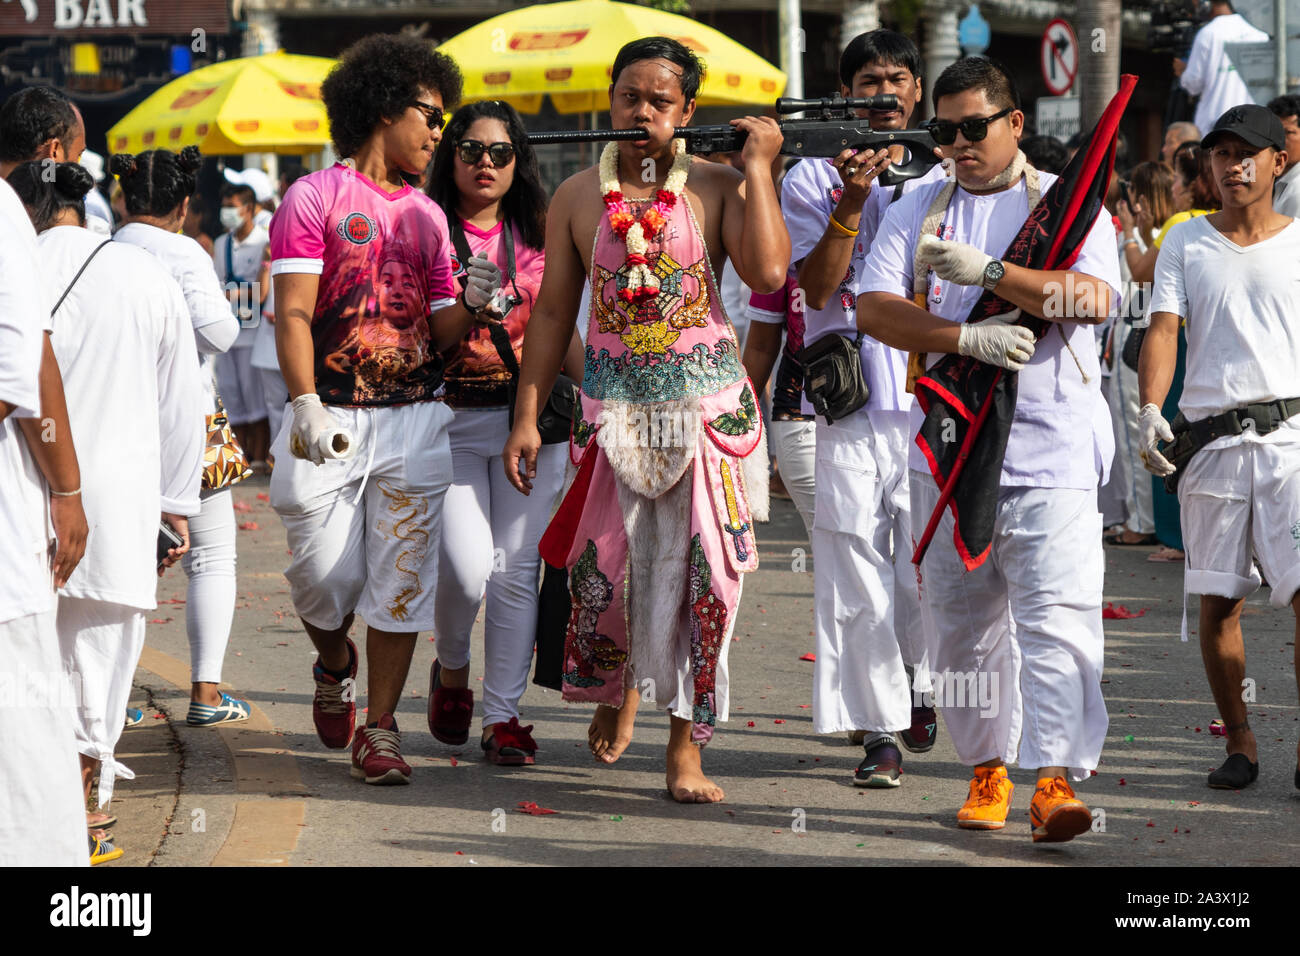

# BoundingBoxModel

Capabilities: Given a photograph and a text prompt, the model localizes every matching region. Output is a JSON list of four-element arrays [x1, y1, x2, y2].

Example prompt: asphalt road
[[108, 472, 1300, 867]]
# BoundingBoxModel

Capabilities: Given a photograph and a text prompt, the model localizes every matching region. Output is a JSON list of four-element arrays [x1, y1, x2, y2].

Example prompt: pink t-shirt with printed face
[[270, 162, 458, 406]]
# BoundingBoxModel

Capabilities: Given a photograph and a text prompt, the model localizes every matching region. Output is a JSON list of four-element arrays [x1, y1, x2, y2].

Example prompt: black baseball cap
[[1201, 104, 1286, 151]]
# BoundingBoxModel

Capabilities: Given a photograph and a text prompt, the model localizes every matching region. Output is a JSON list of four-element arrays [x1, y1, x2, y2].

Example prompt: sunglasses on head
[[456, 140, 516, 167], [409, 101, 449, 132], [925, 106, 1014, 146]]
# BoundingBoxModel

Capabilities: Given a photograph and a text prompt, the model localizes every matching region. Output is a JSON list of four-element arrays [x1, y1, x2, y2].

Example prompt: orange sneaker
[[956, 765, 1014, 830], [1030, 776, 1092, 843]]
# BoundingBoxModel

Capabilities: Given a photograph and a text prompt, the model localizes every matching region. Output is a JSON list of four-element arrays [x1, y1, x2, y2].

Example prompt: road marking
[[136, 644, 307, 865]]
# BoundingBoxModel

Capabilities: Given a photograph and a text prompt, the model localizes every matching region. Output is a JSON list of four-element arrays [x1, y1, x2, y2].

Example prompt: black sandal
[[1208, 753, 1259, 790]]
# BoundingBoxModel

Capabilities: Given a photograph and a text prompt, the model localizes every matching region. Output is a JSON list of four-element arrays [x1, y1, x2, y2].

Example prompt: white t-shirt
[[858, 170, 1121, 489], [214, 224, 270, 348], [1273, 163, 1300, 218], [42, 225, 206, 609], [1181, 13, 1270, 136], [115, 222, 237, 408], [781, 157, 946, 416], [1147, 214, 1300, 447], [0, 179, 55, 624]]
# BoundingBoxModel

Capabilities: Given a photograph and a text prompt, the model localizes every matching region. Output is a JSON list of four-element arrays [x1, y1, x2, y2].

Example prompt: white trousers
[[214, 345, 266, 426], [1180, 436, 1300, 607], [182, 487, 236, 684], [270, 401, 454, 632], [56, 596, 148, 807], [0, 609, 88, 866], [911, 471, 1108, 781], [433, 407, 567, 726], [260, 367, 289, 442], [812, 411, 932, 735], [1107, 324, 1155, 534], [770, 417, 816, 535]]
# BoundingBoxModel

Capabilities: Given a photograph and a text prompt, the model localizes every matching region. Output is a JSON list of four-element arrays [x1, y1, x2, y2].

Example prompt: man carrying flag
[[857, 57, 1123, 842]]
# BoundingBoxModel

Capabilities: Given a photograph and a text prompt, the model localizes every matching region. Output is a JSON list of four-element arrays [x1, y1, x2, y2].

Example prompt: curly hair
[[0, 87, 78, 163], [109, 146, 202, 217], [425, 100, 548, 251], [321, 34, 463, 159], [6, 160, 93, 231]]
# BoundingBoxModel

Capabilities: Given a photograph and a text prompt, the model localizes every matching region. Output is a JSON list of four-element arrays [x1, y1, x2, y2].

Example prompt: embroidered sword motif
[[719, 458, 749, 563]]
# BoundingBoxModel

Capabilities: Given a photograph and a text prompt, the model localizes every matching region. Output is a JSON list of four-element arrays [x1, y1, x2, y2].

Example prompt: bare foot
[[666, 740, 725, 803], [588, 694, 638, 763]]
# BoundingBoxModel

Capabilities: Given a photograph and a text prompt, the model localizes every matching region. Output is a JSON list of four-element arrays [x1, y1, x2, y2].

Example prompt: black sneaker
[[1207, 753, 1259, 790], [899, 705, 938, 753], [854, 737, 903, 788]]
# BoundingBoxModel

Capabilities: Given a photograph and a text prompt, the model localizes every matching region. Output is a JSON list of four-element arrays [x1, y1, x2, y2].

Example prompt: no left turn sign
[[1041, 18, 1078, 96]]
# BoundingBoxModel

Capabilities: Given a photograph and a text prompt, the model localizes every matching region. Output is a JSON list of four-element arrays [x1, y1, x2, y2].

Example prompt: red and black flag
[[911, 74, 1137, 570]]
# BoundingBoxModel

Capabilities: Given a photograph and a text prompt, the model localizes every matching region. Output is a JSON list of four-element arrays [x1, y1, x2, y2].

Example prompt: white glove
[[1138, 402, 1177, 476], [464, 254, 503, 311], [917, 234, 994, 287], [288, 394, 354, 465], [956, 309, 1035, 371]]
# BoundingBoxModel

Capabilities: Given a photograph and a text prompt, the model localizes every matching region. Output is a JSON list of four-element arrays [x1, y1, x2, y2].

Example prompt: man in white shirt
[[0, 177, 89, 867], [1267, 95, 1300, 217], [780, 29, 944, 788], [1178, 1, 1269, 137], [1140, 104, 1300, 793], [213, 182, 272, 469], [858, 57, 1119, 842]]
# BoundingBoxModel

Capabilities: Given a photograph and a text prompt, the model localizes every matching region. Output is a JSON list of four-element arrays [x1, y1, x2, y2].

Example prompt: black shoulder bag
[[450, 220, 579, 444], [799, 330, 870, 425]]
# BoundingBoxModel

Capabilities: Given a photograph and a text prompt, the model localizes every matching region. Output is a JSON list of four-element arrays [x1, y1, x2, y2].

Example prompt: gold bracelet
[[827, 212, 859, 238]]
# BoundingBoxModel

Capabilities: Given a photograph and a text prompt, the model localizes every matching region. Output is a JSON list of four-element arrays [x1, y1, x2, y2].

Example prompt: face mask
[[220, 207, 244, 231]]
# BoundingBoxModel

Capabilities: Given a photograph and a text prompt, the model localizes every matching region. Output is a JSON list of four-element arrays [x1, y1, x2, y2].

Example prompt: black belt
[[1181, 396, 1300, 446]]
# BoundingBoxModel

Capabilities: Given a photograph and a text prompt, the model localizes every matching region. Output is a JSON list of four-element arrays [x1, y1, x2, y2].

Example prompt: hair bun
[[109, 153, 138, 178], [178, 145, 202, 173], [53, 162, 94, 200]]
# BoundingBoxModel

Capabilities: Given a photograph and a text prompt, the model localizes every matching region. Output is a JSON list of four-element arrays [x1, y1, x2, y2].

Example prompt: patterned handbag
[[202, 389, 252, 490]]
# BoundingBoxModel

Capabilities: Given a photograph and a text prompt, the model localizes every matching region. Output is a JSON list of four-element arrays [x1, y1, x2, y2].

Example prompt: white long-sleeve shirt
[[114, 221, 238, 408], [40, 225, 206, 609], [1180, 13, 1270, 135], [0, 180, 55, 624]]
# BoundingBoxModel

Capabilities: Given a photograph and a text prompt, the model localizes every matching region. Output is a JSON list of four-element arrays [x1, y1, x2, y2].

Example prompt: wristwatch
[[981, 258, 1005, 291]]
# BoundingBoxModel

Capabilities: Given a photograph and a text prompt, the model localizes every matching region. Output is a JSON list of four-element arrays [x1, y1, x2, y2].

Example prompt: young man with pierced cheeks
[[503, 37, 788, 803], [857, 57, 1120, 842]]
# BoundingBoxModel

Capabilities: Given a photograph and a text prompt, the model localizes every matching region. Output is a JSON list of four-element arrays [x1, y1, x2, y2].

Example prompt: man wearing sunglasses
[[858, 57, 1120, 842], [268, 34, 504, 787], [778, 30, 947, 792]]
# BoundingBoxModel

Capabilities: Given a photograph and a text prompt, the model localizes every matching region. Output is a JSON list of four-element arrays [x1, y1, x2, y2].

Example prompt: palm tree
[[1077, 0, 1122, 129]]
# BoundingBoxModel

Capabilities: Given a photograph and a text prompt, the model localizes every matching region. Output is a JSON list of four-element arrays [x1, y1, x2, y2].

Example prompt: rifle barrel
[[526, 128, 650, 145]]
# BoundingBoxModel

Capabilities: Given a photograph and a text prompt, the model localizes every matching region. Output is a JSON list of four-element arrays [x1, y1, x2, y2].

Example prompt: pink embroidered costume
[[540, 188, 769, 744]]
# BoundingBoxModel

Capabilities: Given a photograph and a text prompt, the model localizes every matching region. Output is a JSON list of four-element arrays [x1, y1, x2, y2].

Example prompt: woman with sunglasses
[[425, 101, 583, 765]]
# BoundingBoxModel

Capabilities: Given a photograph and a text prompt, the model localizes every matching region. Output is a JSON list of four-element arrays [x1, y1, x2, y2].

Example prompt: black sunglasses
[[456, 140, 516, 167], [409, 101, 448, 132], [925, 106, 1014, 146]]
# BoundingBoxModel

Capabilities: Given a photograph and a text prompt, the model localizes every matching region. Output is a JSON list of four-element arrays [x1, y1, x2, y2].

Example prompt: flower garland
[[599, 138, 690, 303]]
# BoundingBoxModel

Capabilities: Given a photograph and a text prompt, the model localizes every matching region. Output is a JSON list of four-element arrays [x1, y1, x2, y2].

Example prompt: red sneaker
[[428, 659, 473, 744], [351, 713, 412, 785], [312, 637, 358, 749]]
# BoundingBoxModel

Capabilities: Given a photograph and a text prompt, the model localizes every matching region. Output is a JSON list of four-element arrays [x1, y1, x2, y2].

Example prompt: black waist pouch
[[799, 331, 870, 425]]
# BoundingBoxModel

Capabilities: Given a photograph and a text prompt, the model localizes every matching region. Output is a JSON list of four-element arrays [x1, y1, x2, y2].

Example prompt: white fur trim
[[740, 424, 770, 523], [596, 398, 702, 500]]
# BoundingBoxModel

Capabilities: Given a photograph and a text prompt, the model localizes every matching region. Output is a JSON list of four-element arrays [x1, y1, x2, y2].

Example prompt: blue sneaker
[[124, 708, 145, 729], [187, 693, 251, 726]]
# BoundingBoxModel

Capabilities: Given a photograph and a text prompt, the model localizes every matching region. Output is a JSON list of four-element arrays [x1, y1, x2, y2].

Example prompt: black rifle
[[526, 94, 941, 186]]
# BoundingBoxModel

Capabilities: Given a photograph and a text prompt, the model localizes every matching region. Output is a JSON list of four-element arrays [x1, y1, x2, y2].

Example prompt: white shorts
[[214, 346, 266, 426], [270, 401, 454, 632], [1179, 437, 1300, 608]]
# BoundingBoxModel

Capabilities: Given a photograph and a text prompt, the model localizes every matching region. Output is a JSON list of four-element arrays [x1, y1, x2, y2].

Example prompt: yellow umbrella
[[106, 51, 335, 156], [437, 0, 786, 114]]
